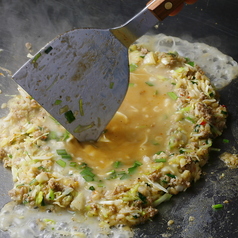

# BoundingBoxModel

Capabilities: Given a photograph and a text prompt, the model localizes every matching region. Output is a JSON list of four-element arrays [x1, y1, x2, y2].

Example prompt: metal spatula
[[12, 0, 184, 142]]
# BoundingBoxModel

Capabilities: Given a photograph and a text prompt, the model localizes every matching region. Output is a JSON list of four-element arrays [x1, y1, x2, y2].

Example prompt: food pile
[[0, 45, 227, 227]]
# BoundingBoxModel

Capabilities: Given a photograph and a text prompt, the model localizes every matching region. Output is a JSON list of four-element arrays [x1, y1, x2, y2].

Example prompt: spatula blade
[[13, 29, 129, 141]]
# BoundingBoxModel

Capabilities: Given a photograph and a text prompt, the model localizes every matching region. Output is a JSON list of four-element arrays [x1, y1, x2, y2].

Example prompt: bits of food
[[0, 35, 231, 237]]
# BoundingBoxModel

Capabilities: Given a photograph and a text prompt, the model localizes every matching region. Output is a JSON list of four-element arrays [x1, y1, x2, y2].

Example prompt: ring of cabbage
[[0, 43, 227, 230]]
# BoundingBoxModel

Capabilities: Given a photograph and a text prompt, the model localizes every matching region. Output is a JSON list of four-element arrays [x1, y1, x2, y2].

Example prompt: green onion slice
[[138, 192, 147, 204], [128, 161, 142, 175], [69, 162, 77, 167], [82, 175, 94, 182], [35, 191, 43, 205], [80, 167, 95, 181], [155, 151, 164, 155], [32, 53, 41, 63], [154, 194, 172, 206], [166, 173, 176, 178], [167, 92, 178, 100], [79, 99, 84, 116], [56, 149, 68, 155], [56, 159, 66, 168], [64, 110, 75, 123], [223, 139, 230, 143], [44, 46, 53, 54], [61, 154, 72, 160], [155, 158, 166, 163], [109, 82, 114, 89], [212, 204, 223, 209], [54, 99, 62, 105], [89, 186, 95, 191], [113, 161, 122, 168], [48, 189, 55, 200], [129, 63, 138, 72], [145, 81, 154, 86]]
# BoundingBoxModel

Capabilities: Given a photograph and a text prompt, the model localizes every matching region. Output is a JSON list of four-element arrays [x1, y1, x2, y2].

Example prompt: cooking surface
[[0, 0, 238, 237]]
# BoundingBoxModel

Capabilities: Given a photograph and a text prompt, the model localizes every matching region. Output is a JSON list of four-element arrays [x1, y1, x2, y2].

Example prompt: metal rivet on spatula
[[165, 2, 173, 10]]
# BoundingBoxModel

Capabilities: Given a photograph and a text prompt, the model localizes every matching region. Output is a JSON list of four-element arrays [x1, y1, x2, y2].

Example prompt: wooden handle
[[147, 0, 184, 21]]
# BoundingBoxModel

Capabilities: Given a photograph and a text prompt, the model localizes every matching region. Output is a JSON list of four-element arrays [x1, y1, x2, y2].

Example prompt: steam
[[0, 0, 146, 72]]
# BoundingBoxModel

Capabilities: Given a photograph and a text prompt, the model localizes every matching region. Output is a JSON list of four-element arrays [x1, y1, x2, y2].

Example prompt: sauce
[[67, 64, 192, 175]]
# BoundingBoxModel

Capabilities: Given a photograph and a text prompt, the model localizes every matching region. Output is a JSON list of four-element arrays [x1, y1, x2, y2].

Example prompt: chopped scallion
[[89, 186, 95, 191], [221, 110, 227, 115], [74, 123, 94, 133], [179, 106, 191, 112], [128, 161, 142, 174], [54, 100, 62, 105], [64, 110, 75, 123], [187, 61, 195, 67], [82, 175, 94, 182], [56, 159, 66, 168], [155, 158, 166, 163], [185, 116, 195, 123], [62, 131, 70, 141], [129, 63, 138, 72], [43, 218, 56, 224], [223, 139, 230, 143], [166, 173, 176, 178], [107, 170, 117, 180], [61, 154, 72, 160], [179, 149, 185, 154], [79, 99, 84, 116], [48, 131, 58, 140], [56, 149, 68, 155], [38, 166, 46, 171], [59, 105, 69, 114], [138, 192, 147, 204], [69, 162, 77, 167], [48, 189, 55, 200], [153, 194, 172, 206], [194, 124, 201, 132], [44, 46, 53, 54], [155, 151, 164, 155], [145, 81, 154, 86], [120, 173, 130, 180], [80, 167, 94, 177], [212, 204, 223, 209], [167, 52, 178, 57], [210, 148, 221, 152], [109, 82, 114, 89], [185, 57, 195, 67], [113, 161, 122, 168], [16, 183, 25, 187], [29, 178, 37, 185], [167, 92, 178, 100], [209, 92, 215, 97], [78, 162, 87, 169], [35, 191, 44, 205], [80, 167, 95, 181], [32, 53, 42, 63]]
